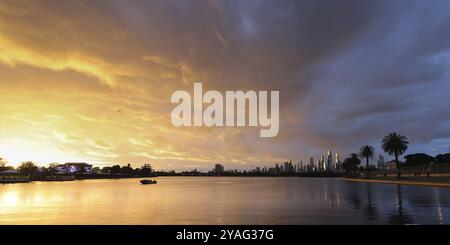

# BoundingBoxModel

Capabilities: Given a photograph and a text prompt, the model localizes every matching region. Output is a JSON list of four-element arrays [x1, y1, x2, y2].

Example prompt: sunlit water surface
[[1, 177, 449, 224]]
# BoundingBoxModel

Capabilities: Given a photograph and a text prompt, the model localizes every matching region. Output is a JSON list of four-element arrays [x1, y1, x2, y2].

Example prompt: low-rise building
[[64, 162, 92, 173], [386, 160, 398, 171]]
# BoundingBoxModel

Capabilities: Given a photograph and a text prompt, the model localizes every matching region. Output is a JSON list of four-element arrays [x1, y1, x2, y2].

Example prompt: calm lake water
[[1, 177, 449, 224]]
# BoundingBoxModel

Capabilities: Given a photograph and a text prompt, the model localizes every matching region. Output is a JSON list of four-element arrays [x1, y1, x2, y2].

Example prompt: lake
[[0, 177, 449, 224]]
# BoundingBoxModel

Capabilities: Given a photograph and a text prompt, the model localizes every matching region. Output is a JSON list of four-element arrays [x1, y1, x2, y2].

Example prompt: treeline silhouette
[[342, 132, 450, 179], [0, 159, 342, 180], [0, 161, 156, 181]]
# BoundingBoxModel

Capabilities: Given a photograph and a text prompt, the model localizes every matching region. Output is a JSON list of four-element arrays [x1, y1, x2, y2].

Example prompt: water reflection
[[364, 183, 377, 221], [346, 181, 450, 224], [1, 191, 18, 206], [388, 185, 413, 224], [432, 188, 444, 225], [0, 177, 449, 224], [346, 186, 362, 210]]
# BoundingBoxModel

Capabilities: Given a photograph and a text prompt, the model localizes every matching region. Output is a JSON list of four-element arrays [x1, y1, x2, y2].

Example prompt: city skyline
[[0, 145, 413, 172]]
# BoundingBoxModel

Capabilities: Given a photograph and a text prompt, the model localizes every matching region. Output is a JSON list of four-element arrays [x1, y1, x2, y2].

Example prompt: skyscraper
[[335, 152, 340, 170], [327, 150, 333, 171], [377, 155, 386, 169], [320, 155, 325, 171], [309, 157, 314, 172]]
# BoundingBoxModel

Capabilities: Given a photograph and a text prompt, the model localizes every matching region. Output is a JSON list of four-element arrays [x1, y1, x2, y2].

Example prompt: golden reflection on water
[[1, 191, 18, 206], [0, 177, 449, 224]]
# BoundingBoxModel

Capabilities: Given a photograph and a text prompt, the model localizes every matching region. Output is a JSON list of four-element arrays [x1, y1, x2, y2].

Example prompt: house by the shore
[[0, 170, 30, 183]]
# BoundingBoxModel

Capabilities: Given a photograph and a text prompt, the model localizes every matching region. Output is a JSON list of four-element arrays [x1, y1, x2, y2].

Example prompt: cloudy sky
[[1, 0, 450, 170]]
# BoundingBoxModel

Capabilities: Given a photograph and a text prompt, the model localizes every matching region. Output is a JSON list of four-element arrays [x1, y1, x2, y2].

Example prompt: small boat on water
[[140, 179, 157, 185]]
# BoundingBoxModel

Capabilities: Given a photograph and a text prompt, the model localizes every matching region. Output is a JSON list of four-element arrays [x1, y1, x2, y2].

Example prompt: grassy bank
[[345, 176, 450, 188]]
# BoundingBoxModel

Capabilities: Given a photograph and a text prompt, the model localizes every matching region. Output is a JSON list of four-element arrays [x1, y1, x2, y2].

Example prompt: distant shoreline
[[344, 177, 450, 188], [1, 175, 344, 184]]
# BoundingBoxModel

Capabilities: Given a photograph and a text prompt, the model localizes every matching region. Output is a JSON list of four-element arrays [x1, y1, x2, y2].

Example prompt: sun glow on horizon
[[0, 138, 88, 167]]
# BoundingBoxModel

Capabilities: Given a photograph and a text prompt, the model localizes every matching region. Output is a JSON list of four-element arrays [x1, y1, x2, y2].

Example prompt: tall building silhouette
[[308, 157, 315, 172], [377, 155, 386, 169], [335, 152, 340, 170], [327, 150, 333, 171], [320, 155, 325, 171]]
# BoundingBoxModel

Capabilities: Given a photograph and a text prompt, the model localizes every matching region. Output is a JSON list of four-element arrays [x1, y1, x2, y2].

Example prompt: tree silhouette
[[141, 164, 153, 176], [342, 153, 361, 176], [404, 153, 434, 166], [359, 145, 375, 178], [18, 161, 39, 177], [0, 158, 5, 171], [0, 158, 14, 172], [382, 132, 409, 179]]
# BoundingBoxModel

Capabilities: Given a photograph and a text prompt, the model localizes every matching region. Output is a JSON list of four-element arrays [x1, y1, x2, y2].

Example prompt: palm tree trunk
[[366, 157, 370, 178], [395, 153, 401, 179]]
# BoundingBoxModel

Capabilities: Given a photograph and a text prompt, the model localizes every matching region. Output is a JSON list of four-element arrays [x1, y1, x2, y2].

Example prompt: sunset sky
[[1, 0, 450, 170]]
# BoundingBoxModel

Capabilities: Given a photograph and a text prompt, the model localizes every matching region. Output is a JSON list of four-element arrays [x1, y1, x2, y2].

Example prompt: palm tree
[[359, 145, 374, 178], [382, 132, 409, 179]]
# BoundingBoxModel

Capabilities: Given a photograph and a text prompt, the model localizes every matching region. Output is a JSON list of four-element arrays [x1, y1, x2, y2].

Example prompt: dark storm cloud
[[109, 0, 382, 88], [67, 0, 450, 159], [161, 0, 450, 158], [2, 0, 450, 166], [292, 0, 450, 157]]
